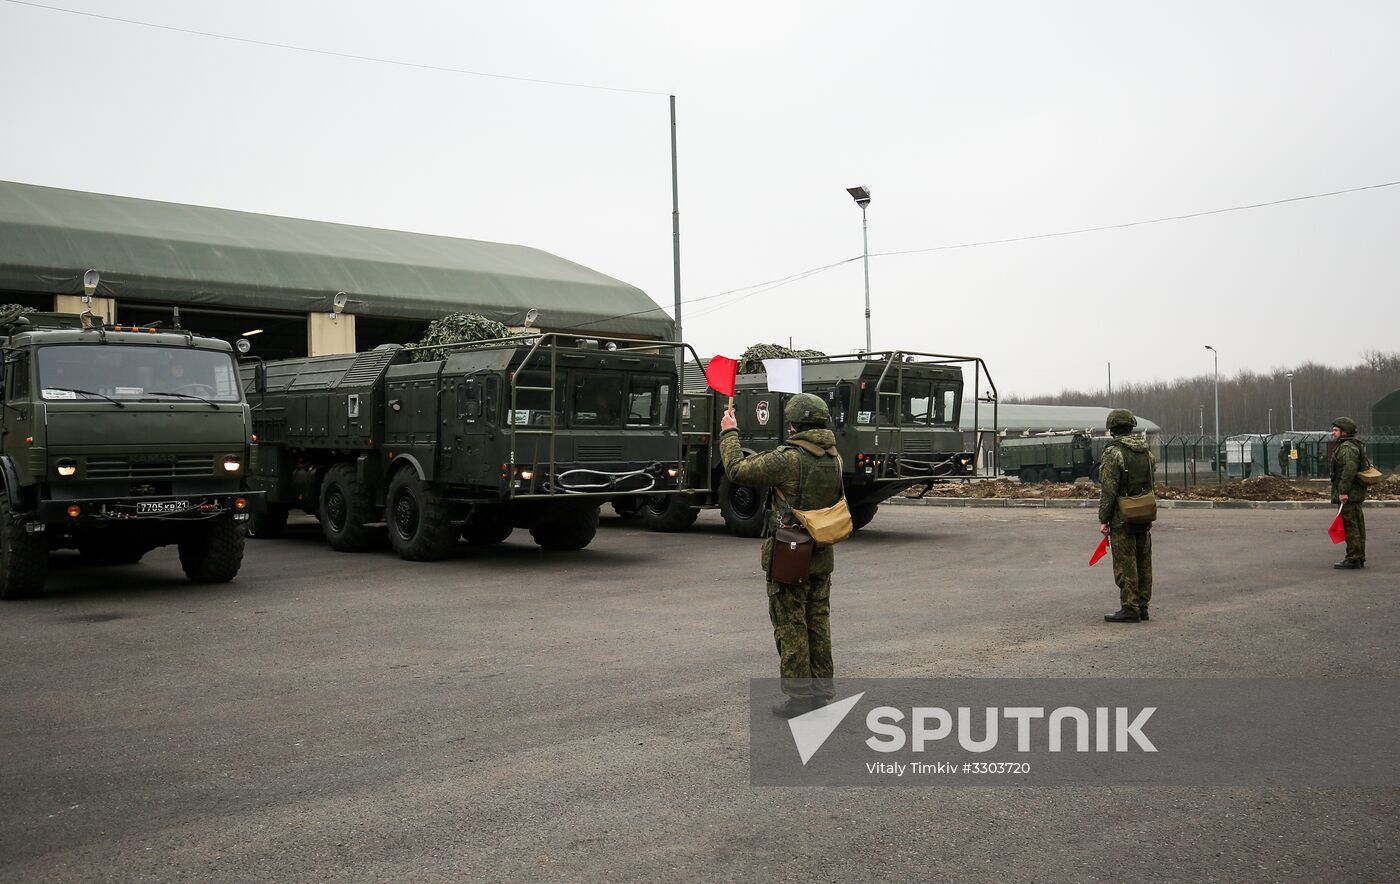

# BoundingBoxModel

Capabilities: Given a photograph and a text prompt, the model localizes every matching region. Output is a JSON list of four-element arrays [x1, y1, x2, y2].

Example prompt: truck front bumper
[[38, 491, 267, 525]]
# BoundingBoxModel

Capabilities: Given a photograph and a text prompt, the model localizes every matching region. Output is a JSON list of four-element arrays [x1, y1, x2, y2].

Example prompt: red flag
[[1328, 506, 1346, 544], [705, 355, 739, 397], [1089, 535, 1110, 566]]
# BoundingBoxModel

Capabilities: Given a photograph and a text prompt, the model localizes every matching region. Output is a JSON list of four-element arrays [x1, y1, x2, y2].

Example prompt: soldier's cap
[[1332, 416, 1358, 435], [783, 392, 830, 427], [1106, 408, 1136, 432]]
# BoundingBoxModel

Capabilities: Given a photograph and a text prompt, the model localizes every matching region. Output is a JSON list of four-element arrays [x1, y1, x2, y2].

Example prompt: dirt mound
[[1156, 475, 1325, 502], [909, 479, 1096, 500]]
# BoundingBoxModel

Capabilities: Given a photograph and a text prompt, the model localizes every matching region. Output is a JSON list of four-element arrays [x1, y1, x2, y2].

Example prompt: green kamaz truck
[[242, 334, 696, 559], [0, 312, 263, 599], [999, 431, 1108, 483], [639, 350, 995, 535]]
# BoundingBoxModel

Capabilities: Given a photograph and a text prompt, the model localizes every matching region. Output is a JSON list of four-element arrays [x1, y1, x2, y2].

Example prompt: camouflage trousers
[[1342, 502, 1366, 563], [1110, 527, 1153, 613], [767, 574, 834, 701]]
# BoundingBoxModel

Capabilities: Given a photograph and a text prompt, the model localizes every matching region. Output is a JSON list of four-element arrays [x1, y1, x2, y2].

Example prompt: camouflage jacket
[[720, 427, 842, 576], [1097, 433, 1156, 527], [1331, 437, 1367, 504]]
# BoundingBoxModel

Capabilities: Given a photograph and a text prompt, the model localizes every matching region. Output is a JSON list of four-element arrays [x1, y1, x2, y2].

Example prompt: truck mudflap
[[37, 491, 267, 524]]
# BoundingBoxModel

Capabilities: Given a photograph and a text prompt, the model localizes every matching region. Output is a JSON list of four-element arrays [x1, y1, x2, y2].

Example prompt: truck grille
[[577, 444, 623, 461], [85, 455, 215, 479], [901, 438, 933, 453]]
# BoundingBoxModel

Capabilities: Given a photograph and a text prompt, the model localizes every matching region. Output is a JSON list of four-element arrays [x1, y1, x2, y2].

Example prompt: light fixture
[[242, 329, 264, 336], [56, 461, 78, 477], [524, 308, 540, 329], [222, 457, 242, 473], [82, 269, 100, 303], [235, 338, 252, 355]]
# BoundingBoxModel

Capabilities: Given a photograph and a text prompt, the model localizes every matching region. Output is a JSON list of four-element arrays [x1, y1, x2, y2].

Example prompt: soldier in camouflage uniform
[[1329, 417, 1367, 569], [1098, 409, 1156, 623], [720, 392, 843, 718]]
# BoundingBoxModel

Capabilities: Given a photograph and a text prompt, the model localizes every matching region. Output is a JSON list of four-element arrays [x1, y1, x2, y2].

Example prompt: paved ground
[[2, 506, 1396, 882]]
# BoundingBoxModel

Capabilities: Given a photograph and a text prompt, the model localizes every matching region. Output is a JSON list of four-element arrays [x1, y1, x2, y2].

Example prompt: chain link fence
[[1154, 433, 1400, 489]]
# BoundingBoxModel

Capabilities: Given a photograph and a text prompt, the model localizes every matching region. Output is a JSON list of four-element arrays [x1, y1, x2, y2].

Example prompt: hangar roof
[[0, 180, 673, 339]]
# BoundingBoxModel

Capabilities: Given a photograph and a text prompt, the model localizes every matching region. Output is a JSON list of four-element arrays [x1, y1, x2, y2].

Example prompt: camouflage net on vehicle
[[411, 312, 513, 363], [0, 304, 36, 327], [738, 343, 827, 374]]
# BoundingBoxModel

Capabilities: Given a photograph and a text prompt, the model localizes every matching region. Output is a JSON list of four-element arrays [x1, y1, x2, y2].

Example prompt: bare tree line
[[1008, 351, 1400, 436]]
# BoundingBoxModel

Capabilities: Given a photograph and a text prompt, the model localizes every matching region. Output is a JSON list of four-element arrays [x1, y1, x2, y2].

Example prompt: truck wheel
[[320, 462, 376, 552], [610, 499, 642, 519], [850, 503, 879, 532], [386, 469, 458, 561], [639, 494, 700, 532], [1039, 467, 1058, 483], [0, 496, 48, 600], [719, 476, 768, 537], [246, 506, 289, 539], [462, 519, 514, 545], [178, 513, 245, 583], [1018, 468, 1037, 484], [529, 505, 600, 551]]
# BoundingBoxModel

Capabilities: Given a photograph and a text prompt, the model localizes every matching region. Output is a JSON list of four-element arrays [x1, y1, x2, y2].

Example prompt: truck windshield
[[860, 377, 960, 426], [37, 344, 241, 403], [625, 375, 673, 426]]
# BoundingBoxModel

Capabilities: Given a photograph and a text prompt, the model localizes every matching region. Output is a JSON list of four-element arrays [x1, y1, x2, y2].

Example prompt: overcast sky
[[3, 1, 1397, 396]]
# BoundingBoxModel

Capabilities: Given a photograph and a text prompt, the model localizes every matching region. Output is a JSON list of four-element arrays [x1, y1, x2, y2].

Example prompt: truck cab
[[0, 312, 263, 599], [643, 350, 995, 536]]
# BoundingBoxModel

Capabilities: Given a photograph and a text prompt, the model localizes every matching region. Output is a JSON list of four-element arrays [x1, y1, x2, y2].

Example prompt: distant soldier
[[1098, 409, 1156, 623], [1279, 441, 1290, 478], [719, 393, 843, 718], [1330, 417, 1367, 569]]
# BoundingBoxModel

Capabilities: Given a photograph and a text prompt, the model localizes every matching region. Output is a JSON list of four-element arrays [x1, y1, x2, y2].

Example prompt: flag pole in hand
[[1089, 535, 1110, 566]]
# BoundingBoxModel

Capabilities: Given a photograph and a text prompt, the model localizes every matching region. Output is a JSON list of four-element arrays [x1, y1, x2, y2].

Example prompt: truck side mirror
[[254, 363, 268, 394]]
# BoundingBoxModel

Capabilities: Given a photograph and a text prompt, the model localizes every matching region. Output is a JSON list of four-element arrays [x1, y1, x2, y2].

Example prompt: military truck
[[1000, 431, 1109, 483], [243, 334, 697, 559], [639, 350, 995, 535], [0, 312, 263, 599]]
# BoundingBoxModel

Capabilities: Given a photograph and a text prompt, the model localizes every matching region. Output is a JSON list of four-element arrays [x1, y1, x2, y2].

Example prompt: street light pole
[[1286, 371, 1295, 432], [847, 186, 873, 353], [1205, 345, 1221, 482]]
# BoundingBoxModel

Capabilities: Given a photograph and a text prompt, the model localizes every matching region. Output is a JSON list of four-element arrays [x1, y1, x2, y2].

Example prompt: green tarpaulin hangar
[[0, 180, 674, 358]]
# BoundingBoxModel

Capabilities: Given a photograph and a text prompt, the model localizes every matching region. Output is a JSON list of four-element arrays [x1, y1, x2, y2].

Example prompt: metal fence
[[1154, 433, 1400, 489]]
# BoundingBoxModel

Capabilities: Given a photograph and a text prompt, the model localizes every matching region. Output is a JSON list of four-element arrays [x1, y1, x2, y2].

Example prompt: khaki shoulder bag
[[1114, 443, 1158, 525], [1356, 443, 1383, 486]]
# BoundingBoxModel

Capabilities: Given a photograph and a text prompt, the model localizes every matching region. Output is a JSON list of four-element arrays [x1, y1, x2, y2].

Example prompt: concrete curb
[[886, 497, 1400, 511]]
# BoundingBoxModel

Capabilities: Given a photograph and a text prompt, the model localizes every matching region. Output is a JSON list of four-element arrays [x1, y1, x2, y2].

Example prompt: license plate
[[137, 500, 189, 514]]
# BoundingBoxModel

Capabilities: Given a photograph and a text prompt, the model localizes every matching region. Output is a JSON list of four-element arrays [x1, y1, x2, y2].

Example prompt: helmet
[[1332, 416, 1357, 435], [784, 392, 830, 428], [1106, 408, 1137, 433]]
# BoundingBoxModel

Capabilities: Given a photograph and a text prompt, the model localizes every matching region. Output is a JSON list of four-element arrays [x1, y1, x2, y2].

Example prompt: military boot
[[771, 698, 819, 718], [1104, 607, 1141, 623], [1333, 560, 1363, 570], [1138, 605, 1149, 621]]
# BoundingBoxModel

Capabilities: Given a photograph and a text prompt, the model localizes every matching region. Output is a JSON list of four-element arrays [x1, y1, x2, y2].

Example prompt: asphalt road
[[2, 506, 1397, 882]]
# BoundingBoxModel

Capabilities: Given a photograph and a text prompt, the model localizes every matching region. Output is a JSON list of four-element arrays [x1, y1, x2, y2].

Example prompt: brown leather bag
[[769, 526, 815, 584]]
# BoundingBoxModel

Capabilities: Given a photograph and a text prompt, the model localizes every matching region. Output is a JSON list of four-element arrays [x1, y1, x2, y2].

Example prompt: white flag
[[762, 358, 803, 394]]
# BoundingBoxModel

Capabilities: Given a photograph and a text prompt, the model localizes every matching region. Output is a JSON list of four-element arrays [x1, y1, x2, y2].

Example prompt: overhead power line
[[872, 179, 1400, 259], [587, 179, 1400, 327], [3, 0, 668, 96]]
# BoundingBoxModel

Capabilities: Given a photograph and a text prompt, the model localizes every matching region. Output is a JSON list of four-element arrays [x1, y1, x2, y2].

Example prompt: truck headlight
[[56, 461, 78, 478], [223, 457, 242, 473]]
